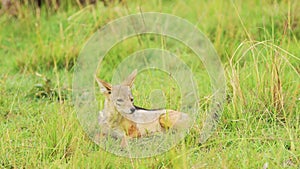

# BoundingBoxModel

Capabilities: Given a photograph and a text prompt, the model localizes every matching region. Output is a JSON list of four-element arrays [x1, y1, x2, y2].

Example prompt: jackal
[[96, 69, 191, 146]]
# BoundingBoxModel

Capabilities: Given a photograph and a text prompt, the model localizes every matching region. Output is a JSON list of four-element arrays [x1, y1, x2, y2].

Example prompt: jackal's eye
[[130, 97, 134, 102], [116, 99, 123, 102]]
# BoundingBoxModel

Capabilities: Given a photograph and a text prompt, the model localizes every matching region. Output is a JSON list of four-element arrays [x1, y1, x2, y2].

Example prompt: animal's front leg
[[108, 127, 126, 139], [99, 125, 130, 148], [109, 127, 132, 148], [120, 135, 129, 148]]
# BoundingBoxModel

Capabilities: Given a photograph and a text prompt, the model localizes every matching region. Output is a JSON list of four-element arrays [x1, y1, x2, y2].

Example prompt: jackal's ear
[[122, 69, 137, 87], [95, 77, 112, 94]]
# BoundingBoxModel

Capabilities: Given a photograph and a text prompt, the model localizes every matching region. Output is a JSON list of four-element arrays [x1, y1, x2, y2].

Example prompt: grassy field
[[0, 0, 300, 168]]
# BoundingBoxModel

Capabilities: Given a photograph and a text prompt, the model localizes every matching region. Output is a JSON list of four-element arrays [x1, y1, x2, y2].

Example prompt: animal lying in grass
[[96, 69, 191, 147]]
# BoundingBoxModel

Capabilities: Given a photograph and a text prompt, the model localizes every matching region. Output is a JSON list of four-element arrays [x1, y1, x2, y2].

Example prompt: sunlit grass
[[0, 0, 299, 168]]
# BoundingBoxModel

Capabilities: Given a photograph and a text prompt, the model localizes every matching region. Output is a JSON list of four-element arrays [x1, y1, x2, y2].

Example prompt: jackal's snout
[[130, 107, 136, 113]]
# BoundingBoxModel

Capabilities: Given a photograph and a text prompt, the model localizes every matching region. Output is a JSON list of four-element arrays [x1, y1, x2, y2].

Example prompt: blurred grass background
[[0, 0, 299, 168]]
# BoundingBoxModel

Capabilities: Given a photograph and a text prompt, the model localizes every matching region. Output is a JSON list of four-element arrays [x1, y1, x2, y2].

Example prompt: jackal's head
[[96, 70, 138, 114]]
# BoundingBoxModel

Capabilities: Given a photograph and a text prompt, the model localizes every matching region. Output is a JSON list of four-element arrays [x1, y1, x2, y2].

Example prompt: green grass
[[0, 0, 300, 168]]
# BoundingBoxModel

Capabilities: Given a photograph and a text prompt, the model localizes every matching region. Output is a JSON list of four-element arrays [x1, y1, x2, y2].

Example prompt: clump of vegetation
[[28, 72, 68, 101]]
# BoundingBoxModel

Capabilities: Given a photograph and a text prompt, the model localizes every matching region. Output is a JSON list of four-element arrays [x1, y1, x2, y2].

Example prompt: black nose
[[130, 108, 135, 113]]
